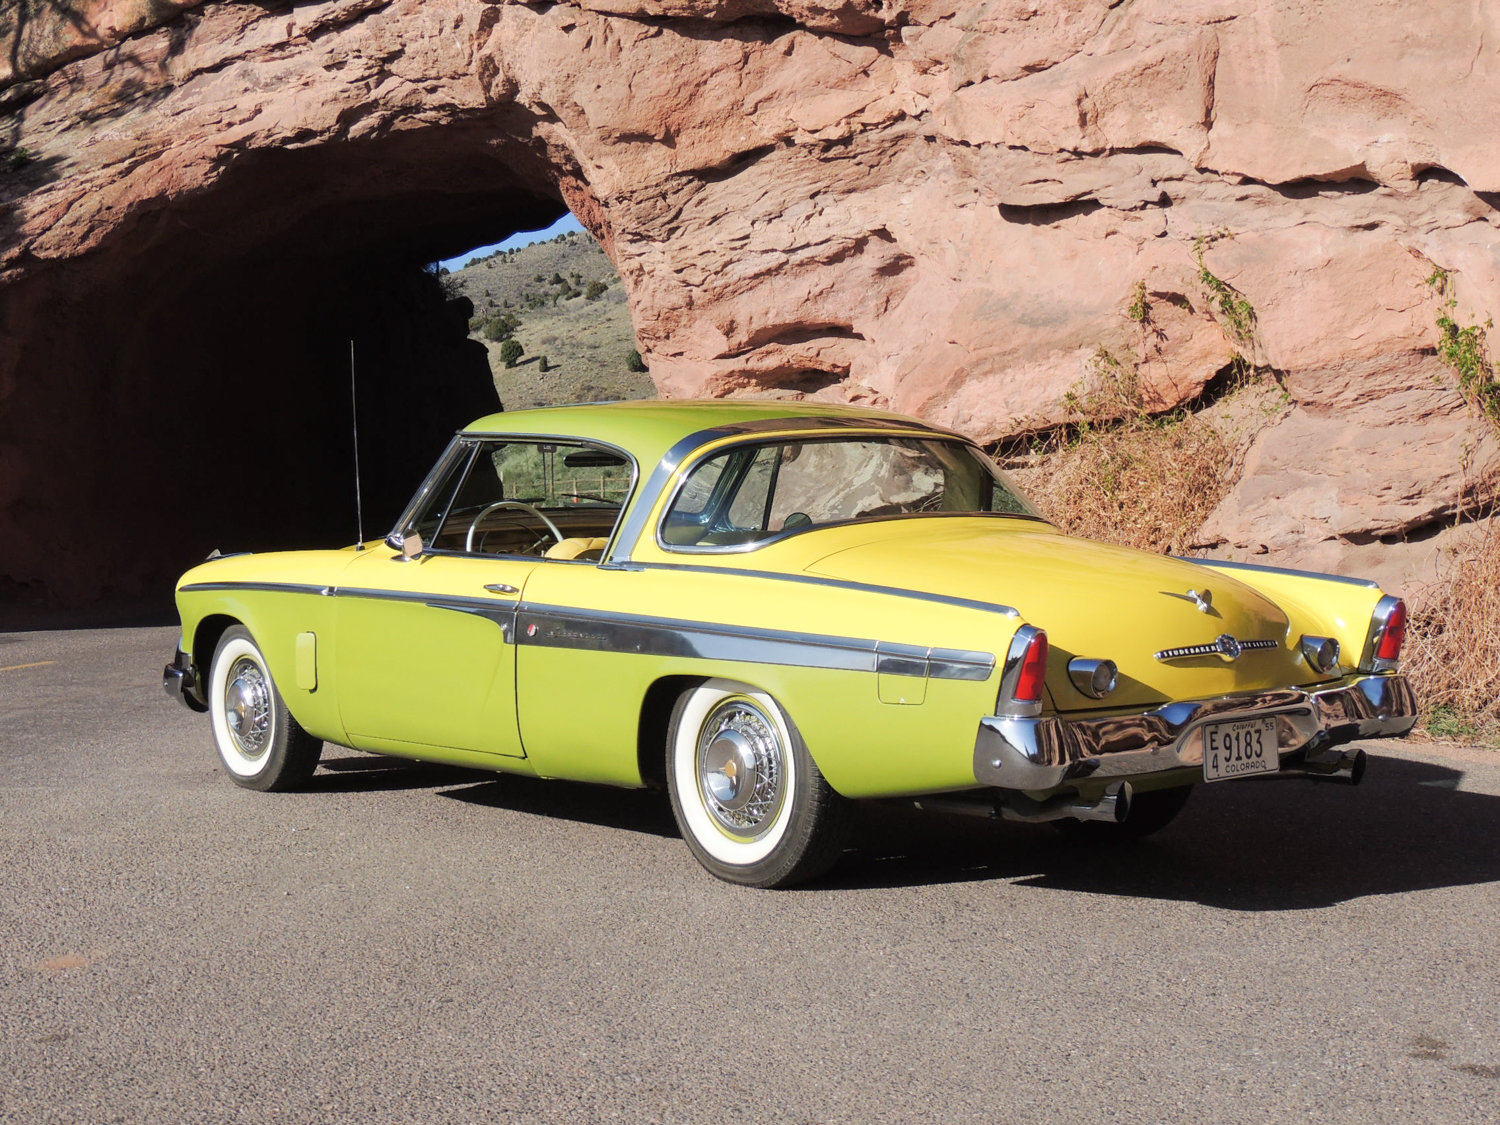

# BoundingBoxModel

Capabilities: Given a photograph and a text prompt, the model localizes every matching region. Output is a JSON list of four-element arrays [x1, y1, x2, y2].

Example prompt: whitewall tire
[[208, 625, 322, 792], [666, 679, 852, 888]]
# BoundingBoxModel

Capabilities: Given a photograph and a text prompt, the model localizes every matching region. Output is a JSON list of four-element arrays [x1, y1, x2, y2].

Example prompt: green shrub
[[585, 280, 608, 301], [500, 340, 525, 368], [537, 355, 551, 373], [483, 318, 513, 342], [626, 349, 649, 373]]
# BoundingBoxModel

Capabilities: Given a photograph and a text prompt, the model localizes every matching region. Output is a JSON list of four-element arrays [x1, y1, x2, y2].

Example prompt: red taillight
[[1013, 631, 1049, 703], [1377, 599, 1407, 661]]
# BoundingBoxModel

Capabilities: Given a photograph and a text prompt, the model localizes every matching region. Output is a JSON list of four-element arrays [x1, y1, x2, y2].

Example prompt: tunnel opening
[[0, 125, 583, 616]]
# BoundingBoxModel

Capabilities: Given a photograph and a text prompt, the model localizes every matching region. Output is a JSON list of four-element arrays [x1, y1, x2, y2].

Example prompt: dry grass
[[1403, 517, 1500, 746], [1008, 416, 1233, 554], [1003, 350, 1240, 555]]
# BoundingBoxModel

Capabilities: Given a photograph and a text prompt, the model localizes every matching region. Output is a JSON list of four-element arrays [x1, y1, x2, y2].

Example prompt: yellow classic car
[[164, 400, 1417, 886]]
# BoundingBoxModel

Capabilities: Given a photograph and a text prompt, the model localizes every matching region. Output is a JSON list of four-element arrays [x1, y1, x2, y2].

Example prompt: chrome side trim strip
[[517, 603, 996, 681], [177, 581, 997, 676], [1177, 556, 1380, 589], [426, 602, 517, 643], [180, 581, 331, 596], [595, 560, 1021, 619]]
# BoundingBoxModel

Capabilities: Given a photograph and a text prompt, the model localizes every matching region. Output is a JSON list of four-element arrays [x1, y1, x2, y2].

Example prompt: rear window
[[659, 437, 1038, 549]]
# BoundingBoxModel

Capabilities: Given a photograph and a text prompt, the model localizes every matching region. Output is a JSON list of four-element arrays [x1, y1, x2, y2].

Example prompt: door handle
[[483, 583, 520, 595]]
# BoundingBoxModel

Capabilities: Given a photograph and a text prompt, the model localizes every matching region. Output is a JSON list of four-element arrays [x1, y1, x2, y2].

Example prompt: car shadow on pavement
[[824, 752, 1500, 909], [306, 749, 1500, 908], [307, 755, 490, 793], [437, 777, 681, 838], [311, 754, 680, 836]]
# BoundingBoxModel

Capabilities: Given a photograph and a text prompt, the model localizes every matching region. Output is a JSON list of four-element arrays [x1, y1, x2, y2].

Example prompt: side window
[[661, 446, 778, 546], [658, 436, 1040, 551], [404, 439, 632, 558]]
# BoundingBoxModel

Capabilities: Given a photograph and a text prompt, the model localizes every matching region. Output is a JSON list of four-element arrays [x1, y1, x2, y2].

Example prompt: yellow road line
[[0, 660, 56, 673]]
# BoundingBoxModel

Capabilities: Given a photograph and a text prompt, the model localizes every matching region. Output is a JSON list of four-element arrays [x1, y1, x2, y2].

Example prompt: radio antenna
[[350, 338, 365, 550]]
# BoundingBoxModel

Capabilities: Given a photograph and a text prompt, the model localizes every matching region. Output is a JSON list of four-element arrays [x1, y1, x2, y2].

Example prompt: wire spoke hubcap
[[223, 658, 271, 758], [698, 700, 784, 837]]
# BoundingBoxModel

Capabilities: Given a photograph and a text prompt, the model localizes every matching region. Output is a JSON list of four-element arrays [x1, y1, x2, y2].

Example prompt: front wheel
[[208, 625, 323, 792], [666, 680, 853, 888]]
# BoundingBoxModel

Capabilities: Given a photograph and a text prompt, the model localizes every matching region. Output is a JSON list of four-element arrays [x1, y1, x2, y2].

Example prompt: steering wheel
[[465, 501, 565, 554]]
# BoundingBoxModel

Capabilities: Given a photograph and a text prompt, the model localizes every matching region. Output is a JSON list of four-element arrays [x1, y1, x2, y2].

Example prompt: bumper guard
[[163, 647, 208, 713]]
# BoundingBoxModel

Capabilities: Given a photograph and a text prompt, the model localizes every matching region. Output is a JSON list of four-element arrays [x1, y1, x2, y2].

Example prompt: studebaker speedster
[[165, 400, 1417, 886]]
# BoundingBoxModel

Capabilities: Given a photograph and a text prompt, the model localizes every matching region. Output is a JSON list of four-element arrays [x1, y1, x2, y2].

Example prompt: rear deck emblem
[[1154, 634, 1279, 663]]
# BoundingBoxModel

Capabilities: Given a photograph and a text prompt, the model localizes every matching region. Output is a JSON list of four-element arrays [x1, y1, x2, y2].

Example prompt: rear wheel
[[666, 679, 852, 888], [1054, 784, 1193, 841], [208, 625, 323, 792]]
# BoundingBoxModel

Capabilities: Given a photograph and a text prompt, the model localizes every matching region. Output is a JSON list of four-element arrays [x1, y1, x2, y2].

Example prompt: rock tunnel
[[2, 123, 568, 609], [2, 0, 1499, 613]]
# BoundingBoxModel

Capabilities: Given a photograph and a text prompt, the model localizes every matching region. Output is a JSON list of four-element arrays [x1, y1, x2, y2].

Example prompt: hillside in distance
[[444, 230, 654, 411]]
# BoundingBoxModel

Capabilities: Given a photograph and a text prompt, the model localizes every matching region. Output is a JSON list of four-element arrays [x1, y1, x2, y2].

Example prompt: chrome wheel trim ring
[[697, 698, 786, 840], [223, 657, 272, 759]]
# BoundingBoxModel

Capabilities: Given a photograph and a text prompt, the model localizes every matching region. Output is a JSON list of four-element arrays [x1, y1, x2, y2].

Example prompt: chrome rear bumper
[[974, 674, 1417, 791]]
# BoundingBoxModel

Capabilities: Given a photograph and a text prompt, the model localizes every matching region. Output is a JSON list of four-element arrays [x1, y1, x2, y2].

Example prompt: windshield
[[660, 437, 1040, 550]]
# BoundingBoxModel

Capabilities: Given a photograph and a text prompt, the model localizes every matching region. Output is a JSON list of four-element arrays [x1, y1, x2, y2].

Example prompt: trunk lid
[[803, 518, 1307, 712]]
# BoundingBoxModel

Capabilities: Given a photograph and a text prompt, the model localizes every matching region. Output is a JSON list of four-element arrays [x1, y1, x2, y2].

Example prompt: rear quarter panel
[[517, 562, 1015, 798]]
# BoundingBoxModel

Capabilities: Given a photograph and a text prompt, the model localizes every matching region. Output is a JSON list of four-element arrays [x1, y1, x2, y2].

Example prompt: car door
[[335, 546, 536, 757], [333, 433, 634, 759]]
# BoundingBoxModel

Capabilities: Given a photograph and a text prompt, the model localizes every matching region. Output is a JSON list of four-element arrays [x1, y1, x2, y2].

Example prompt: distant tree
[[483, 318, 513, 342], [437, 266, 450, 275], [502, 298, 511, 308], [625, 349, 649, 373], [533, 274, 544, 283], [537, 355, 551, 373], [585, 280, 608, 301], [550, 273, 565, 286], [570, 271, 582, 284], [500, 340, 525, 368]]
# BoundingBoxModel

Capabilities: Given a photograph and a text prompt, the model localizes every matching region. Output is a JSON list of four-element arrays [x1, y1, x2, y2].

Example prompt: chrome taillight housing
[[1360, 596, 1408, 672], [998, 625, 1048, 716]]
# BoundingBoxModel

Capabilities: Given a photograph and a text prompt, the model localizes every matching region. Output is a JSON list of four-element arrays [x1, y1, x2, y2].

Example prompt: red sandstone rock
[[1, 0, 1498, 604]]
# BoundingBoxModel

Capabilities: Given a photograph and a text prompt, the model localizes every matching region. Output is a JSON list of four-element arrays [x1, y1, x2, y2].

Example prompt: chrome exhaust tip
[[995, 782, 1134, 824], [1285, 746, 1367, 786]]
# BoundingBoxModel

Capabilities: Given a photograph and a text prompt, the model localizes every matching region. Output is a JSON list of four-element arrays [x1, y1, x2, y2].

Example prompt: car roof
[[460, 399, 951, 465]]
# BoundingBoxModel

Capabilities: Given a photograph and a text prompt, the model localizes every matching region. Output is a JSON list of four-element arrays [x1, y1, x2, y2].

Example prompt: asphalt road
[[2, 625, 1497, 1125]]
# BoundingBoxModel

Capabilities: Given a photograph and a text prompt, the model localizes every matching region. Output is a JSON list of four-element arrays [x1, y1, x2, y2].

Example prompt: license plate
[[1202, 717, 1279, 782]]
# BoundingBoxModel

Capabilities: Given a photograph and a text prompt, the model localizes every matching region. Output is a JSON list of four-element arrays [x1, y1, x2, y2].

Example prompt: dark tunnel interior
[[0, 127, 576, 618]]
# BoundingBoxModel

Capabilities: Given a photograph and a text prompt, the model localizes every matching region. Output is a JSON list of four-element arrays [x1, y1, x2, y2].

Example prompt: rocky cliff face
[[2, 0, 1497, 605]]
